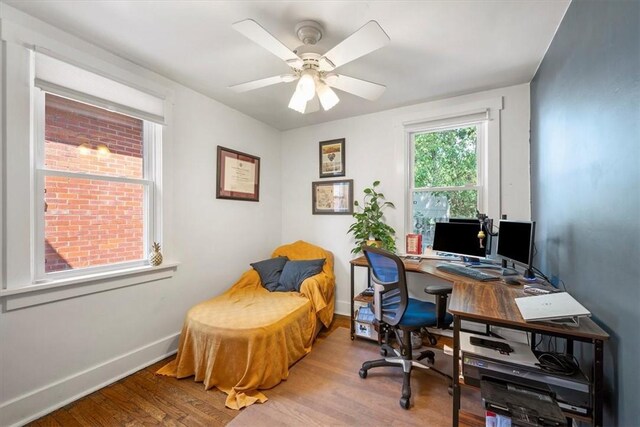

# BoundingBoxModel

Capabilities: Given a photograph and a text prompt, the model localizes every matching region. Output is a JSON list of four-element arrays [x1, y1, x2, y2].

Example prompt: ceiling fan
[[229, 19, 390, 114]]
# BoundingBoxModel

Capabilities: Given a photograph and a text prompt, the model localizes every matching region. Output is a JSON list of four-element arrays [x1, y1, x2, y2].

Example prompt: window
[[34, 93, 161, 279], [408, 121, 486, 249], [27, 52, 165, 282]]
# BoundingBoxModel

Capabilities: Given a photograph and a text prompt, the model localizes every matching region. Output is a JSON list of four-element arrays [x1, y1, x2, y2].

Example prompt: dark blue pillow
[[250, 256, 288, 291], [277, 259, 325, 292]]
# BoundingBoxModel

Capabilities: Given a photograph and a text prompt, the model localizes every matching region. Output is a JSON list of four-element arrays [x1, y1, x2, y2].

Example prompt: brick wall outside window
[[44, 94, 145, 273]]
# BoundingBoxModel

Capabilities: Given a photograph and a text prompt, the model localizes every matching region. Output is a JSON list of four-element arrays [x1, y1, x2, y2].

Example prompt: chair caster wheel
[[399, 397, 410, 409], [359, 369, 368, 379], [428, 335, 438, 346], [448, 386, 453, 396], [380, 348, 388, 356]]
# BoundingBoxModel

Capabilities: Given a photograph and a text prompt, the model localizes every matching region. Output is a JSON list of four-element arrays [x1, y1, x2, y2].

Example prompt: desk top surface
[[351, 255, 609, 341]]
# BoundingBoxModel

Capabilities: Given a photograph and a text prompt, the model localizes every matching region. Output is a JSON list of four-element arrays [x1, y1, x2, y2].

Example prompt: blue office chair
[[358, 246, 453, 409]]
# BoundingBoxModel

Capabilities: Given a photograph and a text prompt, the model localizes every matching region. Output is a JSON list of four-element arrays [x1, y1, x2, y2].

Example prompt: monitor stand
[[501, 267, 518, 276], [464, 257, 501, 269], [523, 268, 537, 281]]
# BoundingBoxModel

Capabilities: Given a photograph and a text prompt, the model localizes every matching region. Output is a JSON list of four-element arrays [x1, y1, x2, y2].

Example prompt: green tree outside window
[[412, 126, 480, 247]]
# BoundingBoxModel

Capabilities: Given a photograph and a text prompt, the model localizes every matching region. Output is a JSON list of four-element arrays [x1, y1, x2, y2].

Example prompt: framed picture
[[319, 138, 345, 178], [406, 234, 423, 255], [312, 179, 353, 215], [216, 146, 260, 202]]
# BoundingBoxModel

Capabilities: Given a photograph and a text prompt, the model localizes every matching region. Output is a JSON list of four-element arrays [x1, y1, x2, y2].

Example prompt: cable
[[535, 352, 580, 376], [559, 279, 567, 291], [530, 265, 552, 283]]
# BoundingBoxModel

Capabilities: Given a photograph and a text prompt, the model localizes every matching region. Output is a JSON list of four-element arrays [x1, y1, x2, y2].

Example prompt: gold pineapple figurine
[[149, 242, 163, 266]]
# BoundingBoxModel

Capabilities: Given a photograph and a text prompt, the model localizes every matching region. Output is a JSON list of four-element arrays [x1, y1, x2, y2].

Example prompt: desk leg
[[593, 339, 604, 427], [453, 315, 461, 427], [350, 263, 355, 340]]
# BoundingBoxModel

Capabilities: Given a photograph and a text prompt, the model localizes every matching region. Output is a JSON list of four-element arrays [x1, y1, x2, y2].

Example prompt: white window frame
[[31, 88, 162, 282], [30, 54, 163, 284], [0, 19, 176, 310], [403, 103, 503, 242], [408, 120, 487, 225]]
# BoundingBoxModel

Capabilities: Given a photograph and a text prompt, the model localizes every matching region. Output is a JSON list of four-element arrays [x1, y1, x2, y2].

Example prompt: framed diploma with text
[[216, 146, 260, 201], [312, 179, 353, 214]]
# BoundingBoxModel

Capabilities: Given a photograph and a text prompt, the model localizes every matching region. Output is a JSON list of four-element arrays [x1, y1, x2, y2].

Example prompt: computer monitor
[[449, 217, 478, 223], [496, 220, 536, 278], [432, 222, 488, 260]]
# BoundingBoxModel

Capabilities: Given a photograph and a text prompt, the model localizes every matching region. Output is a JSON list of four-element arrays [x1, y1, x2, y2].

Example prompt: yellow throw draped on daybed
[[157, 241, 335, 409]]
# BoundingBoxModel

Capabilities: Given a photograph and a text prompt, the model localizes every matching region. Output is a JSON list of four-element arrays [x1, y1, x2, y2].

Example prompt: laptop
[[515, 292, 590, 322]]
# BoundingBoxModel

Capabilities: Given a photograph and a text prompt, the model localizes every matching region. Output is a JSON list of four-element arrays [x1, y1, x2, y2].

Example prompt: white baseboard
[[0, 332, 180, 427], [335, 299, 351, 317]]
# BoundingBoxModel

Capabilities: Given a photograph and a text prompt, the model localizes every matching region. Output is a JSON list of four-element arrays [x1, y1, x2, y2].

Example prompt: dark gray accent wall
[[530, 1, 639, 425]]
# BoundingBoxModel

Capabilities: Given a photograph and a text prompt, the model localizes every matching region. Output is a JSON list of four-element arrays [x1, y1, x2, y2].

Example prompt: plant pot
[[365, 239, 382, 248]]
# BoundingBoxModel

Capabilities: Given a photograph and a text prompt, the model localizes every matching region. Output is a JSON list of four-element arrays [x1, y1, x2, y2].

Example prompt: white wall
[[0, 5, 532, 425], [280, 84, 531, 314], [0, 6, 281, 426]]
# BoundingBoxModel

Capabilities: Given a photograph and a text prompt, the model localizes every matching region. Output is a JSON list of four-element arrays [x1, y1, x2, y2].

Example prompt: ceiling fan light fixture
[[317, 82, 339, 111], [288, 90, 307, 113], [296, 70, 316, 101]]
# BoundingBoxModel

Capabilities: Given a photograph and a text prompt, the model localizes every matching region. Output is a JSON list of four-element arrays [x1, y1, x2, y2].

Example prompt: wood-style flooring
[[29, 315, 483, 426]]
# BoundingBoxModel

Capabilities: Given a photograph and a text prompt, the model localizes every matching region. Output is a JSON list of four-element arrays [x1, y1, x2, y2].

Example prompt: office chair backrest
[[362, 246, 409, 327]]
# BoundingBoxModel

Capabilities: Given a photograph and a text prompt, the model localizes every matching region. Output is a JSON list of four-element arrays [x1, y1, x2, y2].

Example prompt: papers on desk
[[515, 292, 590, 325], [402, 255, 421, 264]]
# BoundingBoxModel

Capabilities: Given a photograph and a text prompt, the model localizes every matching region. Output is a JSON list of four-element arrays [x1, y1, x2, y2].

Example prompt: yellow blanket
[[157, 241, 335, 409]]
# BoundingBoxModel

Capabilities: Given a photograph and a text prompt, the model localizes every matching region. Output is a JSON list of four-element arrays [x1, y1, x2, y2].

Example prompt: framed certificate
[[319, 138, 345, 178], [216, 146, 260, 201], [312, 179, 353, 215]]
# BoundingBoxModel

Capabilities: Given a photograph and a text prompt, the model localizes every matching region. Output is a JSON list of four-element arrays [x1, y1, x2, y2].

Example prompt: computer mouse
[[505, 278, 521, 286]]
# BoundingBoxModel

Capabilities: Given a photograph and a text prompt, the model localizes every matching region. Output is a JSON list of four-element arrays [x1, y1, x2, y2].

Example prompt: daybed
[[157, 240, 335, 409]]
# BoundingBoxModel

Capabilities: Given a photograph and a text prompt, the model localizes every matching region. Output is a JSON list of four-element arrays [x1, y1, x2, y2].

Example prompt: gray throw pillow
[[250, 256, 289, 291], [277, 259, 325, 292]]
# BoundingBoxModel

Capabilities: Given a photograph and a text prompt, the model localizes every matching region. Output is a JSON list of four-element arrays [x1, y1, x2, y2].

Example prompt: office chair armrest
[[424, 283, 453, 296], [425, 283, 452, 330]]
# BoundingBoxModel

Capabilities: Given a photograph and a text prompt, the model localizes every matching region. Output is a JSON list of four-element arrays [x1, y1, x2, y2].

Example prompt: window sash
[[408, 122, 485, 197], [33, 88, 158, 281], [407, 122, 486, 243]]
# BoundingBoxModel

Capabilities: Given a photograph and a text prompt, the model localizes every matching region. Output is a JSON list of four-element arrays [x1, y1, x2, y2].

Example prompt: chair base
[[359, 334, 453, 409]]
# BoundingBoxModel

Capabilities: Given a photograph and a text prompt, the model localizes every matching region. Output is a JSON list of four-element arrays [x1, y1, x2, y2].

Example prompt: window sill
[[0, 262, 179, 311]]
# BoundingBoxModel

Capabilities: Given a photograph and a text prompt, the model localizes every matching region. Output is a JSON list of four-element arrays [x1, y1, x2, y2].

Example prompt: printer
[[460, 332, 591, 416]]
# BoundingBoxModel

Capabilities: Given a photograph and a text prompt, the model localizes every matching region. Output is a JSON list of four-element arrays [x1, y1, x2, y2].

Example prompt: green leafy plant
[[348, 181, 396, 254]]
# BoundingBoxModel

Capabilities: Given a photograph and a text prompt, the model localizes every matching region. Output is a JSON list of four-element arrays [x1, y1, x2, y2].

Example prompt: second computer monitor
[[496, 220, 536, 267], [432, 221, 488, 259]]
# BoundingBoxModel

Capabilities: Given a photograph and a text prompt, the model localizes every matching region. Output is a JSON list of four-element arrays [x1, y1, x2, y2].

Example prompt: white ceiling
[[6, 0, 569, 131]]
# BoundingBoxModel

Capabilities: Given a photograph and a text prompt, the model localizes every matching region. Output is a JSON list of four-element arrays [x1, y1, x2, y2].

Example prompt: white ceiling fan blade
[[229, 75, 296, 93], [319, 21, 390, 71], [304, 95, 320, 114], [232, 19, 303, 68], [327, 74, 386, 101]]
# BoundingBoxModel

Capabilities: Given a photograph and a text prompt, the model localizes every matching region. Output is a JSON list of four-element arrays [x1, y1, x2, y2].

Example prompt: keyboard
[[436, 263, 500, 282]]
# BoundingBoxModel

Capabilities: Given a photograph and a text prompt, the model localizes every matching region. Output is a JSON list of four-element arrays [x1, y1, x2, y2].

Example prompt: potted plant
[[348, 181, 397, 254]]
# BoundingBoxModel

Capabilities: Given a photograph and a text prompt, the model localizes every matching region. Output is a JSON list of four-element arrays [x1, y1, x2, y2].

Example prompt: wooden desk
[[449, 281, 609, 427], [350, 256, 609, 426]]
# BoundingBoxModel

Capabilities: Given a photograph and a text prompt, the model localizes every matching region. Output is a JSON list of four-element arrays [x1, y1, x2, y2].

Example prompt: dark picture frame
[[312, 179, 354, 215], [319, 138, 345, 178], [216, 146, 260, 202]]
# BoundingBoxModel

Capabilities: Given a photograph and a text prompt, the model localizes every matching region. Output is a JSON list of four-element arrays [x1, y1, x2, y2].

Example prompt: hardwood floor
[[29, 315, 480, 426], [29, 316, 350, 426]]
